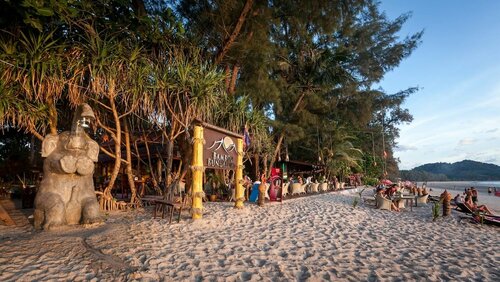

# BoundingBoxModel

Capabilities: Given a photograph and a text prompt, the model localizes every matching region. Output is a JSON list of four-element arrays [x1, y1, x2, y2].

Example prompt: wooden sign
[[201, 123, 242, 170]]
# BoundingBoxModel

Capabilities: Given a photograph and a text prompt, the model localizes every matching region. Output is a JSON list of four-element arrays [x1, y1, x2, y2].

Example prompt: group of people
[[375, 184, 404, 211], [454, 187, 495, 215]]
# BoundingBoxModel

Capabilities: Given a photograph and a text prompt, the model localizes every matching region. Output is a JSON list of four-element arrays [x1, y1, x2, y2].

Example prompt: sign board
[[203, 126, 239, 170]]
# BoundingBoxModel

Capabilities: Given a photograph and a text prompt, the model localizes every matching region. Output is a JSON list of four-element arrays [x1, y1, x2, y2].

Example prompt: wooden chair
[[153, 194, 189, 224]]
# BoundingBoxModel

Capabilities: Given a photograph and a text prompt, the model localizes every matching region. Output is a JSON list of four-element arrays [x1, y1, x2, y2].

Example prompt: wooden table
[[394, 195, 416, 211]]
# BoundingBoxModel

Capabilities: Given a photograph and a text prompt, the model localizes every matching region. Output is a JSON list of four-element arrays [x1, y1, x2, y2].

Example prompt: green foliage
[[352, 197, 359, 208], [432, 201, 441, 221], [401, 160, 500, 181], [363, 177, 379, 187], [0, 0, 422, 183]]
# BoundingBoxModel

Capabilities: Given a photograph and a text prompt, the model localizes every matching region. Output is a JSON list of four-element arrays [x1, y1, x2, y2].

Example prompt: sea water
[[417, 181, 500, 194]]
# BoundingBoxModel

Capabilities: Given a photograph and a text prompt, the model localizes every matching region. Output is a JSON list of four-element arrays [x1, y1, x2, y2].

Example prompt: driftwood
[[95, 191, 131, 211]]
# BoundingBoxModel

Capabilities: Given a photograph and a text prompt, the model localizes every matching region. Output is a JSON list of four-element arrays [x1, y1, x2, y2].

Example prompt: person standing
[[258, 173, 266, 207]]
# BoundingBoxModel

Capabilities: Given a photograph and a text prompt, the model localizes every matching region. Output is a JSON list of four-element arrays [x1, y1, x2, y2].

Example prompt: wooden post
[[235, 138, 244, 209], [191, 126, 204, 219]]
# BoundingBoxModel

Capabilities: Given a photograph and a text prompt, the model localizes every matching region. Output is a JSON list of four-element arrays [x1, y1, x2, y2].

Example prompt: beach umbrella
[[381, 179, 393, 185]]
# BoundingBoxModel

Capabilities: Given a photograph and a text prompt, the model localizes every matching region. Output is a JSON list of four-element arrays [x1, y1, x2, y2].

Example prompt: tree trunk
[[47, 99, 58, 135], [267, 91, 308, 178], [103, 97, 121, 199], [253, 153, 260, 180], [225, 65, 231, 90], [263, 154, 268, 177], [132, 0, 147, 17], [142, 133, 161, 194], [163, 139, 174, 195], [229, 65, 240, 94], [123, 119, 137, 204]]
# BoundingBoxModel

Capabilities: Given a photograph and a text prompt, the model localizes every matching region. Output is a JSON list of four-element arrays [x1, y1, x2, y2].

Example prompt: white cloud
[[395, 144, 418, 152], [458, 138, 476, 146]]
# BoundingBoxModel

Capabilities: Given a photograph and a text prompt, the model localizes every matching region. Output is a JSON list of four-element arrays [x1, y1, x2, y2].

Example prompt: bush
[[363, 177, 379, 186]]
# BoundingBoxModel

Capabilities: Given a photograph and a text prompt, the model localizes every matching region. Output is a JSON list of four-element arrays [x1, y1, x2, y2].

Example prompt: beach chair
[[291, 183, 306, 195], [319, 182, 328, 192], [416, 194, 429, 205], [264, 183, 270, 200], [456, 202, 474, 214], [311, 183, 319, 193], [474, 214, 500, 226], [362, 196, 376, 206], [282, 182, 290, 198], [375, 194, 392, 211], [394, 198, 406, 209]]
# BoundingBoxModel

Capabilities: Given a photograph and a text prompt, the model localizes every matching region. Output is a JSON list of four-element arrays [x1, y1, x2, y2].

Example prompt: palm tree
[[144, 45, 226, 196], [0, 30, 83, 139], [321, 127, 363, 183]]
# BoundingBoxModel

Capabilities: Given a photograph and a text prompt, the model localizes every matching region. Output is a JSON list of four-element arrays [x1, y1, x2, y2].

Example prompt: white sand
[[1, 190, 499, 281]]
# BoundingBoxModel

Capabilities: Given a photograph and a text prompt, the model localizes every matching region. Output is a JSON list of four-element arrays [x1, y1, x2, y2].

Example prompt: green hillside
[[400, 160, 500, 181]]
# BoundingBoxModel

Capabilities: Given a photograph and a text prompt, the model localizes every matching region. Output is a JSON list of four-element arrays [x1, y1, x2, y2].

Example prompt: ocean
[[418, 181, 500, 194]]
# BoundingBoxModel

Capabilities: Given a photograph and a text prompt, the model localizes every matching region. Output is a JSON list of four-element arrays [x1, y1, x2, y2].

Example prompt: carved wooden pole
[[235, 138, 244, 209], [441, 190, 452, 216], [192, 126, 204, 219]]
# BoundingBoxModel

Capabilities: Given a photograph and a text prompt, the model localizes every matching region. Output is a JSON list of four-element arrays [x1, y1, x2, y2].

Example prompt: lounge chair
[[456, 202, 500, 217], [375, 194, 392, 211], [456, 202, 474, 214], [474, 214, 500, 226]]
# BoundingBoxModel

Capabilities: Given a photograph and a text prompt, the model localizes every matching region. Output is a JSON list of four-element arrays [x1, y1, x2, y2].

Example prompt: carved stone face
[[42, 132, 99, 162]]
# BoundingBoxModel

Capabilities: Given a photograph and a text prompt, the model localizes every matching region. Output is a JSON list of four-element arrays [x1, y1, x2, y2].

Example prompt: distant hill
[[400, 160, 500, 181]]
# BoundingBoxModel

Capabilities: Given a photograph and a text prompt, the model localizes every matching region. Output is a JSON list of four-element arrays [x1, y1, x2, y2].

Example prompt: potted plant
[[206, 173, 224, 201]]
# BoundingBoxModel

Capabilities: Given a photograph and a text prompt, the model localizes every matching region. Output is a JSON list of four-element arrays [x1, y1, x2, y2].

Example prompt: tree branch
[[215, 0, 254, 65]]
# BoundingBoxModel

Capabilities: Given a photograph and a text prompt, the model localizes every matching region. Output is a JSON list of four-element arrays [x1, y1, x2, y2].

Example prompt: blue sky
[[378, 0, 500, 169]]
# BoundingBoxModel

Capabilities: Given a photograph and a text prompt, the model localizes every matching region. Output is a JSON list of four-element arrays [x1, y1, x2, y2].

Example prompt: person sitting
[[297, 176, 304, 185], [471, 187, 478, 204], [385, 184, 398, 198], [376, 188, 400, 212], [464, 195, 495, 215]]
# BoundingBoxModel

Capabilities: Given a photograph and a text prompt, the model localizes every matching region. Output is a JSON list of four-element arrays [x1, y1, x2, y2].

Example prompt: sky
[[377, 0, 500, 170]]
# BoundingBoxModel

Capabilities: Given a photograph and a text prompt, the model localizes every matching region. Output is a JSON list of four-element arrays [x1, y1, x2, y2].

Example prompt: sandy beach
[[1, 189, 499, 281]]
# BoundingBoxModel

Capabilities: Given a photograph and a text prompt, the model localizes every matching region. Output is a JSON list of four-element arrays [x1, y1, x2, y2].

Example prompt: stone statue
[[34, 104, 102, 230]]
